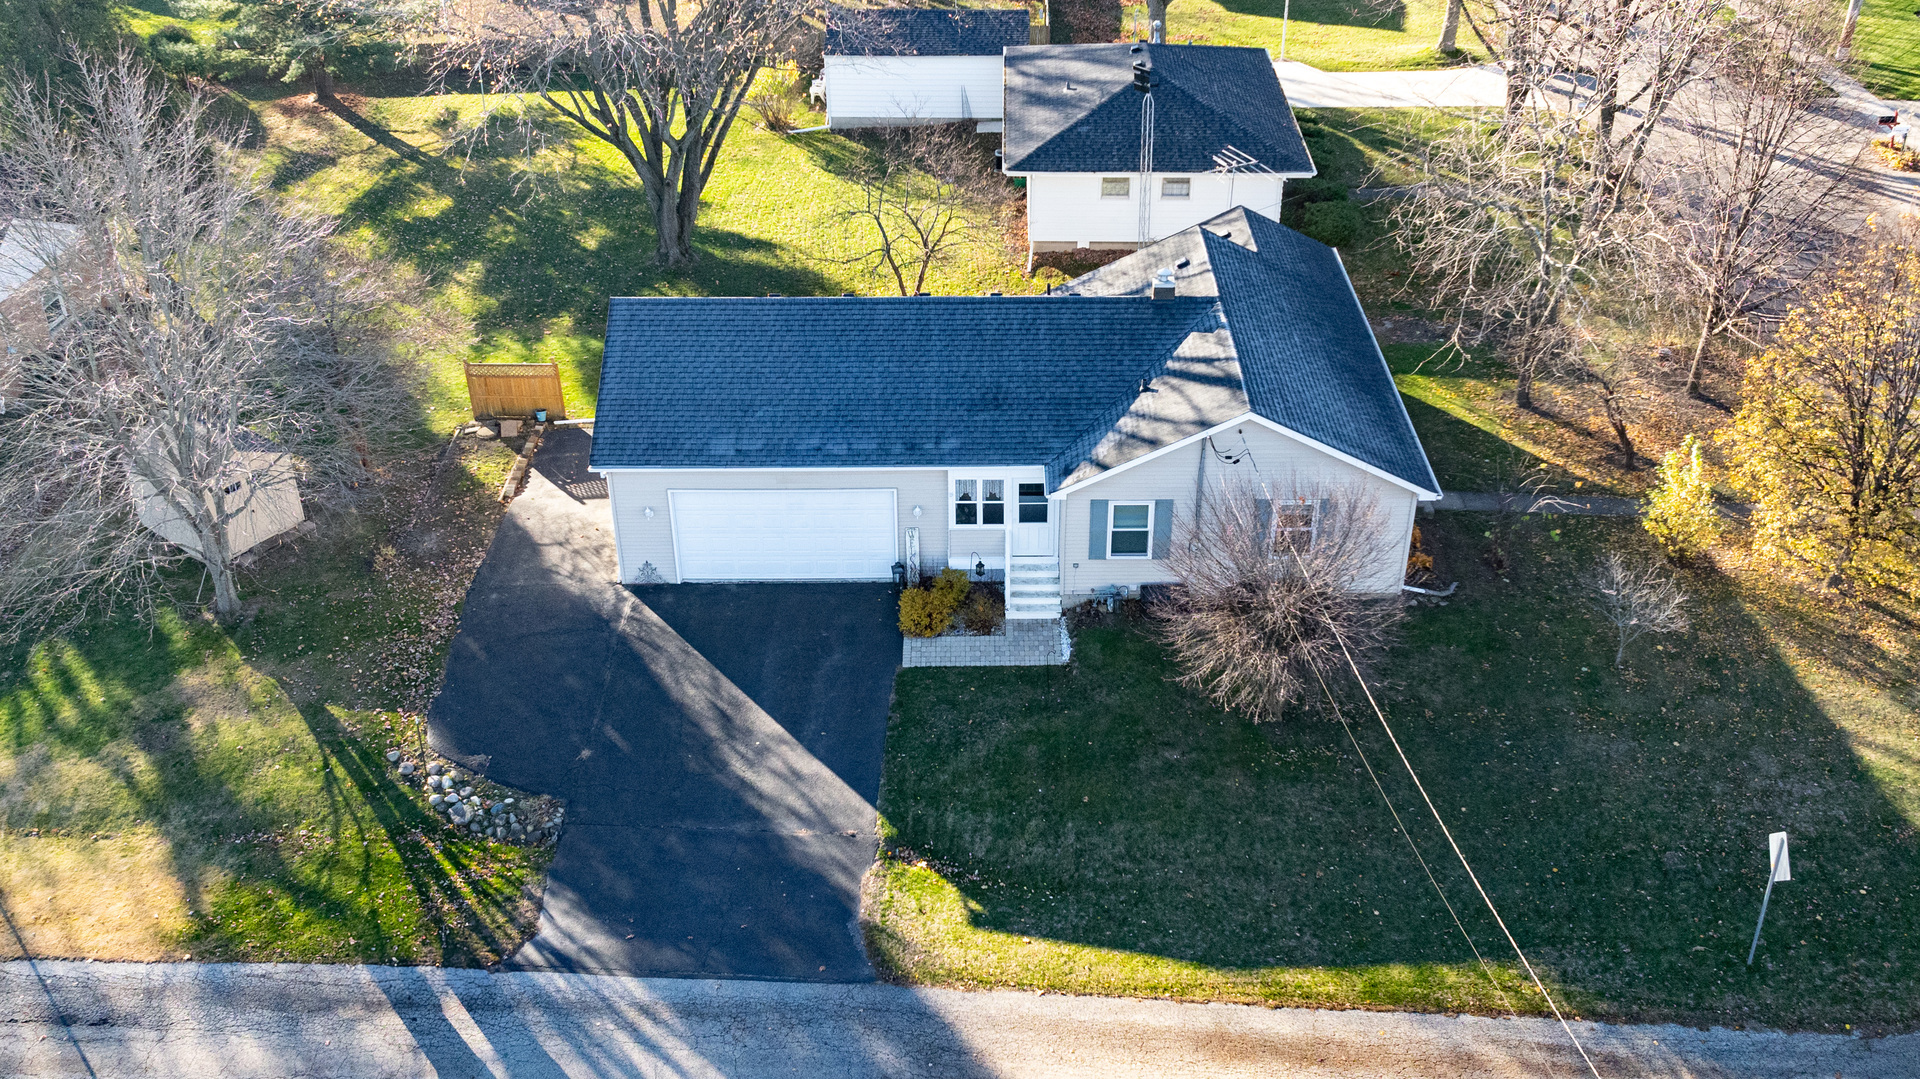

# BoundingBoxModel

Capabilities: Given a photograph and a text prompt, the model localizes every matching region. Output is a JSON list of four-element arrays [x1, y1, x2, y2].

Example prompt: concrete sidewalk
[[1276, 61, 1507, 110], [5, 959, 1916, 1078]]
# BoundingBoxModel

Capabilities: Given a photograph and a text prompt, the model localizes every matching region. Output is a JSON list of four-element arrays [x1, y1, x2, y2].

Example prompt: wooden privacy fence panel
[[465, 362, 567, 420]]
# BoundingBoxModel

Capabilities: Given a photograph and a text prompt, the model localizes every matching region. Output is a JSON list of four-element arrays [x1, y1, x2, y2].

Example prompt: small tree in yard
[[0, 53, 401, 638], [1588, 550, 1689, 667], [432, 0, 809, 267], [1725, 220, 1920, 593], [836, 124, 1012, 296], [227, 0, 402, 101], [1156, 481, 1402, 722], [1642, 434, 1720, 563]]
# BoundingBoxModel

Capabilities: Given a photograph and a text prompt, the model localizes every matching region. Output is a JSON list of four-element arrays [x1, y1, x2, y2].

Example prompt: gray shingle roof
[[591, 211, 1437, 498], [589, 296, 1219, 483], [1001, 44, 1315, 176], [823, 5, 1032, 57], [1072, 208, 1440, 494]]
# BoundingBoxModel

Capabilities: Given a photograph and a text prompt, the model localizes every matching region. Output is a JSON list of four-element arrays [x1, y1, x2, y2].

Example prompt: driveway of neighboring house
[[427, 427, 901, 980]]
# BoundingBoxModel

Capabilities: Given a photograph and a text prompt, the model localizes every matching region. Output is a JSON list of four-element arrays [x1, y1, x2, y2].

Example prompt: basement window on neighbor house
[[1101, 177, 1131, 198], [1161, 177, 1191, 199]]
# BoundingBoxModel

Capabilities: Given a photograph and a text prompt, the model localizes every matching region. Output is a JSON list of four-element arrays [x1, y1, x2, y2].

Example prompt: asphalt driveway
[[426, 428, 900, 980]]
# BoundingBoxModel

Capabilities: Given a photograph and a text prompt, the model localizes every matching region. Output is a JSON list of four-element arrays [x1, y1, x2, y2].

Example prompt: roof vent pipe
[[1151, 268, 1176, 299]]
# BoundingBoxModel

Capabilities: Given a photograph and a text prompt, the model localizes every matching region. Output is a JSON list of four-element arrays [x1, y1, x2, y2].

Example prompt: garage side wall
[[605, 469, 950, 583], [1057, 424, 1422, 601]]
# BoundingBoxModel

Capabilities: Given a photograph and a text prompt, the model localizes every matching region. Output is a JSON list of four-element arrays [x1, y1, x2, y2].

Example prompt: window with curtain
[[954, 479, 977, 525]]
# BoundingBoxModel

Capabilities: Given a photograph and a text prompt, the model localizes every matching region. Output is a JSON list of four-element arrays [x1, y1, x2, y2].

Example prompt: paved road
[[4, 960, 1916, 1078], [426, 428, 901, 980], [1276, 61, 1507, 110]]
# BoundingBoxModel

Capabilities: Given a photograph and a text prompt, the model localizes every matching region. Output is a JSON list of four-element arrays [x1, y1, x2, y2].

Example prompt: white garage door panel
[[671, 488, 897, 581]]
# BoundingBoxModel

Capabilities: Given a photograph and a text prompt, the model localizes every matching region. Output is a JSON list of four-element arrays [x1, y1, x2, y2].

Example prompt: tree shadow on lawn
[[879, 513, 1920, 1026], [1210, 0, 1407, 33], [0, 614, 537, 967], [328, 98, 843, 336]]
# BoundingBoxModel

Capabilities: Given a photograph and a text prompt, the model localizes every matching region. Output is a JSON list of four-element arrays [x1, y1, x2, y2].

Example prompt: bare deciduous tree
[[1397, 0, 1724, 409], [1155, 480, 1403, 722], [1587, 549, 1689, 667], [0, 52, 401, 637], [1642, 1, 1855, 395], [833, 124, 1012, 296], [431, 0, 808, 266]]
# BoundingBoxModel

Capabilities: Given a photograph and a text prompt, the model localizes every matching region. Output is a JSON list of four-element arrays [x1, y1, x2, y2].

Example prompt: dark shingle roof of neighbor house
[[822, 5, 1032, 57], [1001, 43, 1315, 176], [591, 208, 1438, 496]]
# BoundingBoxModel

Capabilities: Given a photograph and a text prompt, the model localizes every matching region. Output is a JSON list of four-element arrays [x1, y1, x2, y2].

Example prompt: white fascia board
[[1332, 246, 1444, 500], [1051, 412, 1440, 500], [593, 463, 1041, 476]]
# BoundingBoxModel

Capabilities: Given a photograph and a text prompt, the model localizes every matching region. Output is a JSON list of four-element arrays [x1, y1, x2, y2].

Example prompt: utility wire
[[1308, 664, 1533, 1034], [1328, 633, 1604, 1079]]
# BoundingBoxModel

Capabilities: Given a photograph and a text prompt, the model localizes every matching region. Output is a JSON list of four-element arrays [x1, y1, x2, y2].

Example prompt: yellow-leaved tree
[[1642, 435, 1720, 562], [1723, 220, 1920, 592]]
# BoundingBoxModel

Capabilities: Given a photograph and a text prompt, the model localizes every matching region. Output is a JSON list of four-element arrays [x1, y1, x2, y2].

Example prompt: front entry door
[[1008, 483, 1056, 557]]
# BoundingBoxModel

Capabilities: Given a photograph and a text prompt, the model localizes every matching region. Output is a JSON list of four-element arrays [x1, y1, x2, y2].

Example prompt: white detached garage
[[819, 5, 1034, 130]]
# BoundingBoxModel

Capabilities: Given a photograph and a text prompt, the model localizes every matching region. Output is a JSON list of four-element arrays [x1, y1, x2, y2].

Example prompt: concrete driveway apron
[[427, 428, 900, 980]]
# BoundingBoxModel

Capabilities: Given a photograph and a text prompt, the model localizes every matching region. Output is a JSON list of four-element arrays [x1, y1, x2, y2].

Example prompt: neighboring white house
[[1001, 43, 1317, 261], [587, 208, 1439, 620], [817, 4, 1033, 131], [131, 429, 307, 561], [0, 218, 84, 408]]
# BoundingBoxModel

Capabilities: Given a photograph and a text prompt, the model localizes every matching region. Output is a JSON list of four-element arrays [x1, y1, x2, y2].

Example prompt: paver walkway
[[1275, 60, 1507, 110], [5, 960, 1916, 1078]]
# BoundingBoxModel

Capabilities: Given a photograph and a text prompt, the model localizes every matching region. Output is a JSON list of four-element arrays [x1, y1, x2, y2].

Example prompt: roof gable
[[1002, 44, 1315, 175], [823, 5, 1032, 57]]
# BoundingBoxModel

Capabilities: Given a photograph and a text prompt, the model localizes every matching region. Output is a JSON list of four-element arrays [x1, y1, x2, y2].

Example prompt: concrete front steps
[[1007, 555, 1062, 619]]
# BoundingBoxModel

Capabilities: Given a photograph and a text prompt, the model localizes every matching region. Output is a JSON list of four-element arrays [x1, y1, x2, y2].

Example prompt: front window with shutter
[[1271, 500, 1318, 554], [1109, 502, 1152, 557]]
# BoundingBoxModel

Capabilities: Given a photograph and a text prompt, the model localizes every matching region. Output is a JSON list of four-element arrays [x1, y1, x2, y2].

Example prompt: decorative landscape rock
[[398, 761, 415, 776], [386, 750, 402, 763]]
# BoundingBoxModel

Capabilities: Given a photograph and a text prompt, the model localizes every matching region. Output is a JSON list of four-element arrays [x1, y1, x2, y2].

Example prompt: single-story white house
[[1001, 43, 1317, 261], [588, 207, 1439, 619], [817, 4, 1033, 131], [0, 218, 84, 408]]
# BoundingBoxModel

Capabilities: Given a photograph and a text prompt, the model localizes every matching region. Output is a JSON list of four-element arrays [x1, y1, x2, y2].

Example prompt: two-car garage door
[[669, 489, 898, 581]]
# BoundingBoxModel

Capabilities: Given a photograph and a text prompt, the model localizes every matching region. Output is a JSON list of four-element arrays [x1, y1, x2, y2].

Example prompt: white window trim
[[1160, 177, 1191, 199], [1108, 500, 1154, 559], [1100, 177, 1131, 199], [1271, 497, 1320, 554], [951, 475, 1010, 528]]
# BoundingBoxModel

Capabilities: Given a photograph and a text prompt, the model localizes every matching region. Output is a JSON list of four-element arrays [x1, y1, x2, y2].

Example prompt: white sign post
[[1746, 831, 1791, 966]]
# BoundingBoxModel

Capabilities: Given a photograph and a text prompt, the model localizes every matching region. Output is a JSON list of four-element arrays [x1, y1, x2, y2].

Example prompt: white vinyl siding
[[822, 55, 1006, 127], [1057, 422, 1421, 598], [1021, 172, 1290, 247], [606, 469, 947, 583]]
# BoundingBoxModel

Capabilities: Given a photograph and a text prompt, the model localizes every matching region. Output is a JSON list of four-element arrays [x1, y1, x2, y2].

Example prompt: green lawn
[[244, 86, 1036, 426], [1127, 0, 1485, 70], [1852, 0, 1920, 101], [868, 513, 1920, 1028], [0, 436, 549, 965]]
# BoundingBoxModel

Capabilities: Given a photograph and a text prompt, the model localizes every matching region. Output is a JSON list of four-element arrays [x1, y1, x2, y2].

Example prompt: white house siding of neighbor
[[1001, 43, 1317, 260], [587, 207, 1439, 619], [819, 4, 1034, 131]]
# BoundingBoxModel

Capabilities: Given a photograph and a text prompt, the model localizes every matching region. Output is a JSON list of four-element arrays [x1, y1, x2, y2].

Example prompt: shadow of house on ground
[[1212, 0, 1408, 33], [879, 512, 1920, 1027], [428, 439, 901, 980]]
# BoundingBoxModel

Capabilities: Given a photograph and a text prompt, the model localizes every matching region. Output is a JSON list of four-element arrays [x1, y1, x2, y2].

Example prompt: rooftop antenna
[[1134, 56, 1154, 247]]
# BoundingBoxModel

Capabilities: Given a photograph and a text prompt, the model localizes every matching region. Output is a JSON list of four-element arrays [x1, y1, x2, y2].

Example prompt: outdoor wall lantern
[[972, 554, 986, 580]]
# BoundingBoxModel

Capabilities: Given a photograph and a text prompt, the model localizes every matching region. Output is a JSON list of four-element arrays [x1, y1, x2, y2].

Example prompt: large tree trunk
[[312, 56, 334, 102], [1436, 0, 1462, 54], [209, 560, 241, 619], [1686, 301, 1717, 396], [1145, 0, 1171, 40]]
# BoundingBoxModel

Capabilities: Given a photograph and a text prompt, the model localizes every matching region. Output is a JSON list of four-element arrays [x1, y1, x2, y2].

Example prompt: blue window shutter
[[1151, 499, 1174, 559], [1088, 500, 1108, 560], [1255, 498, 1272, 551]]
